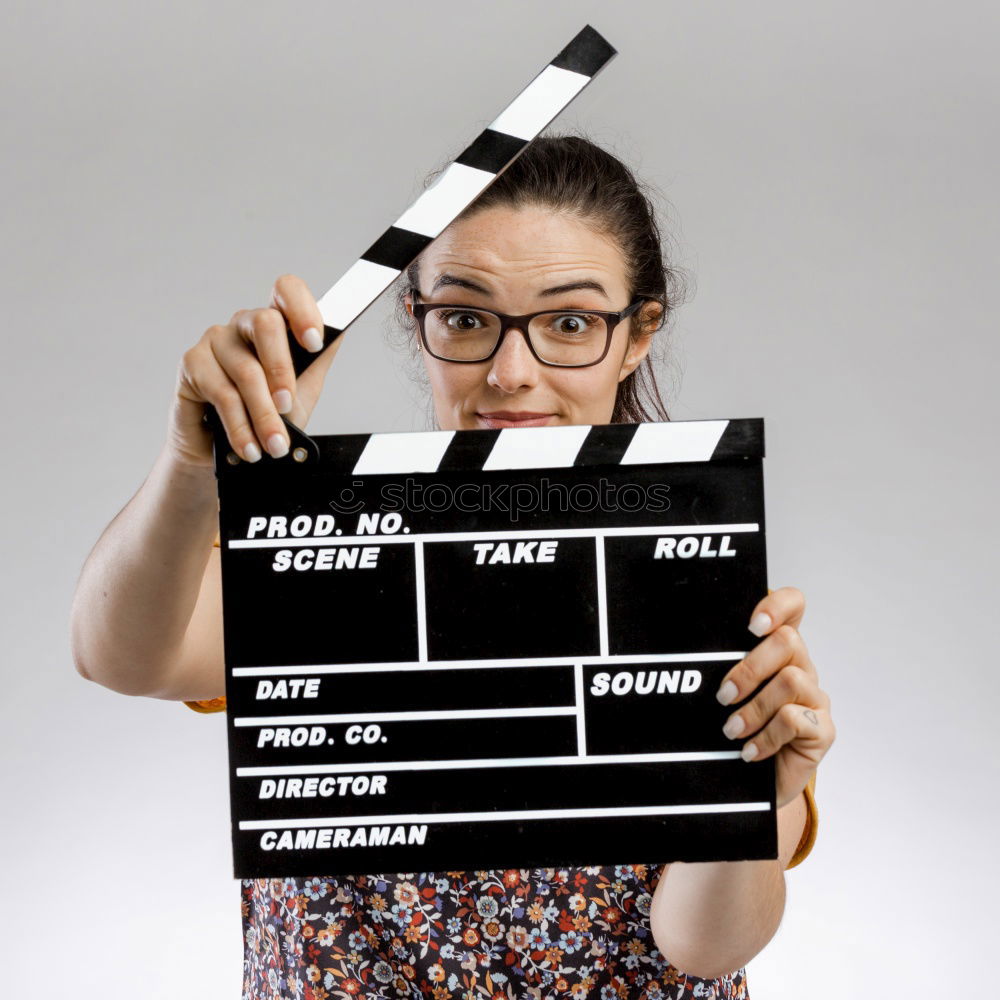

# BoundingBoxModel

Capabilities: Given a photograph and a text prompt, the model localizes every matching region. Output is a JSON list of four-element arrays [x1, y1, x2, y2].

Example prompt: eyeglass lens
[[423, 308, 608, 365]]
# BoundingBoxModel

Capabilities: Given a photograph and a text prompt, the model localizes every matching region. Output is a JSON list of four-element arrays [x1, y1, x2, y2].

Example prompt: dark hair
[[393, 133, 686, 423]]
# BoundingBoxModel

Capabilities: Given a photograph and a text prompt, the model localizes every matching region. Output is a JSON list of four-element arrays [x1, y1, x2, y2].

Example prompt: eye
[[440, 310, 487, 331], [549, 313, 598, 335]]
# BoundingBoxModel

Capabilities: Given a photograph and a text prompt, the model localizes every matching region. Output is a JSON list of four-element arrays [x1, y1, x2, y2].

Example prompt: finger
[[739, 702, 835, 765], [230, 306, 299, 419], [211, 323, 290, 459], [716, 623, 816, 706], [747, 586, 806, 638], [270, 273, 326, 353], [177, 341, 263, 463], [721, 663, 826, 742]]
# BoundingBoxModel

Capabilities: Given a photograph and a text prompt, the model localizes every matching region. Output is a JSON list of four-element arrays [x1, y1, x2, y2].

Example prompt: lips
[[477, 411, 555, 428]]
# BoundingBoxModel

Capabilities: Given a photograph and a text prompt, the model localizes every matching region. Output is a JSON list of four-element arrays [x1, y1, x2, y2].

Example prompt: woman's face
[[406, 204, 657, 430]]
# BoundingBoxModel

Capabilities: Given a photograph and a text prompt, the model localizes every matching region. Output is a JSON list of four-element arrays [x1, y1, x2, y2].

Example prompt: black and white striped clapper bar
[[216, 417, 775, 878], [282, 24, 619, 380]]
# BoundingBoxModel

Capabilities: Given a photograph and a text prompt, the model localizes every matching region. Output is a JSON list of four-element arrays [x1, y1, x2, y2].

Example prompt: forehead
[[419, 204, 627, 292]]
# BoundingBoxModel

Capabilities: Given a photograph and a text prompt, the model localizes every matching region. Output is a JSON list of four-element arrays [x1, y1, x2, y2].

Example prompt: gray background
[[3, 0, 997, 994]]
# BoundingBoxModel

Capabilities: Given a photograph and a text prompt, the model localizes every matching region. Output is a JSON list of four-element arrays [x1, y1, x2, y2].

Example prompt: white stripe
[[352, 429, 455, 475], [240, 800, 770, 830], [620, 420, 730, 464], [393, 162, 496, 238], [317, 259, 399, 331], [481, 423, 592, 470], [237, 749, 743, 777], [489, 65, 591, 141], [234, 705, 576, 726], [228, 523, 758, 548], [231, 651, 745, 677]]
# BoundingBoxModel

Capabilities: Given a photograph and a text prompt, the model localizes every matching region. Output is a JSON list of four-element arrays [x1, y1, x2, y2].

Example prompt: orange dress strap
[[184, 695, 227, 713], [785, 770, 819, 869]]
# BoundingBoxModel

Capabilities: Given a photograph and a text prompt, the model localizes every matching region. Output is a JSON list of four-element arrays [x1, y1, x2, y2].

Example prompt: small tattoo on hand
[[803, 709, 819, 725]]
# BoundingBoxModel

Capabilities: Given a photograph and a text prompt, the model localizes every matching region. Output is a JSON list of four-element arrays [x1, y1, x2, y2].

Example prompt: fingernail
[[273, 389, 293, 414], [741, 742, 759, 762], [243, 441, 261, 463], [748, 612, 773, 637], [723, 715, 745, 739], [716, 681, 738, 706], [267, 433, 289, 458], [303, 327, 323, 352]]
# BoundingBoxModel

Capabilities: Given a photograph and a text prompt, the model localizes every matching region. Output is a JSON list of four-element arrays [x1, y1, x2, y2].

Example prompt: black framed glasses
[[410, 290, 651, 368]]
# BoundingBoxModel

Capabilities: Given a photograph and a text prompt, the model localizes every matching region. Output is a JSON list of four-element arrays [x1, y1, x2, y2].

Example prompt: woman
[[71, 135, 835, 999]]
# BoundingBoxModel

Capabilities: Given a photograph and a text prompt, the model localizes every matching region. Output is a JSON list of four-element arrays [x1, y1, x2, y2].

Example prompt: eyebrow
[[429, 274, 610, 301]]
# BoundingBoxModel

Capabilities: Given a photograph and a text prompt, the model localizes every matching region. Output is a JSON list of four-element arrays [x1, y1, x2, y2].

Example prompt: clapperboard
[[204, 26, 777, 877], [213, 419, 774, 878]]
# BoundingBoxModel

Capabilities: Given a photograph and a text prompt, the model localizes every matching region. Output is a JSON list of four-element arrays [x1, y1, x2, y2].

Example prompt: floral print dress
[[239, 865, 748, 1000]]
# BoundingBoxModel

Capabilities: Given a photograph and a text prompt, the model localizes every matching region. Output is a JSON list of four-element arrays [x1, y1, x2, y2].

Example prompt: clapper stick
[[202, 25, 616, 465]]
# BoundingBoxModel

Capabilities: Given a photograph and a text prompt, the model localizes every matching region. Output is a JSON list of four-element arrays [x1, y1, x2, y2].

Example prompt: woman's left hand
[[715, 587, 836, 809]]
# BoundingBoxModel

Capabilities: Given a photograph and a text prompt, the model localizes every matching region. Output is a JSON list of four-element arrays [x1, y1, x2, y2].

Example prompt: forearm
[[650, 856, 785, 979], [70, 444, 219, 695]]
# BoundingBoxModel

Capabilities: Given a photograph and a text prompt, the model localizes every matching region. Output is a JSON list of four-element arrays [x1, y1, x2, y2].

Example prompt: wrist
[[153, 444, 220, 514]]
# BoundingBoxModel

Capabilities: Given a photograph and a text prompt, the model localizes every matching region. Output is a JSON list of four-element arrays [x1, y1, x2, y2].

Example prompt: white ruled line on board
[[236, 749, 742, 777], [594, 536, 609, 658], [413, 540, 427, 663], [225, 523, 760, 548], [239, 800, 771, 831], [574, 663, 587, 755], [231, 651, 745, 677], [233, 705, 577, 727]]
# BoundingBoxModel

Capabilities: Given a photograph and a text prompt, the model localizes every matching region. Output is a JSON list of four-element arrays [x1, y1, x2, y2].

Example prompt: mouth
[[476, 411, 556, 428]]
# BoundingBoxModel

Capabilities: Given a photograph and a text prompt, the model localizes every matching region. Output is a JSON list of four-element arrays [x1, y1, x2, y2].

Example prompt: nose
[[486, 326, 541, 393]]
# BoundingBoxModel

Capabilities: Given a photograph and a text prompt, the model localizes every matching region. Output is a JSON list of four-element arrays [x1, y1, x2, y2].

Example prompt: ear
[[617, 301, 662, 382], [404, 293, 422, 351]]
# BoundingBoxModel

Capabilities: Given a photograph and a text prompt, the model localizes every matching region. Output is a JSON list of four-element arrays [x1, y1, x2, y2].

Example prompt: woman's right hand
[[168, 274, 342, 468]]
